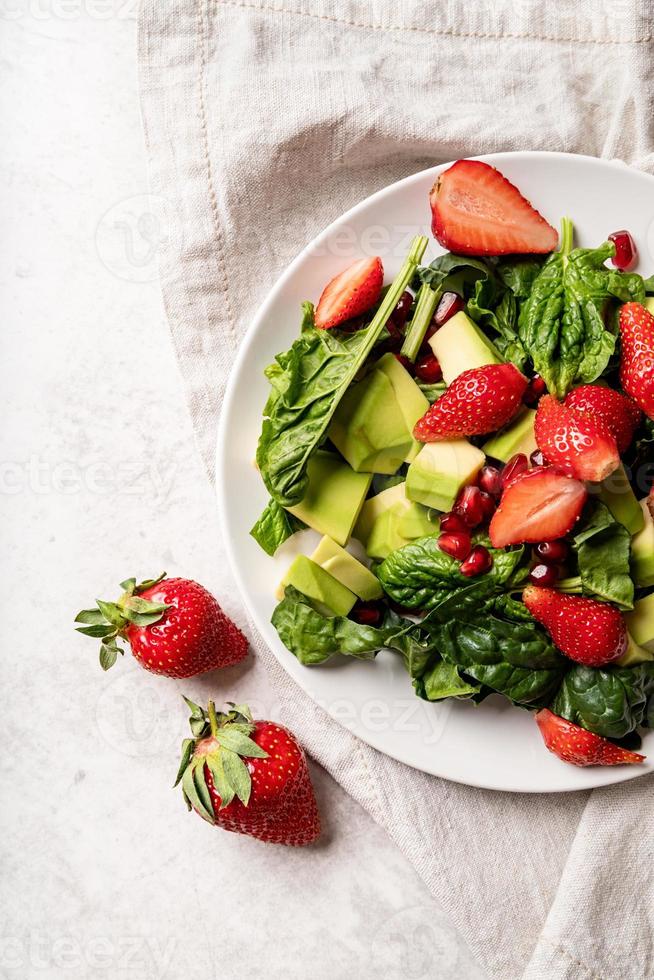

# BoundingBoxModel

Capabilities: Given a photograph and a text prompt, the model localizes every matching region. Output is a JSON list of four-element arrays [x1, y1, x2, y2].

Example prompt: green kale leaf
[[552, 663, 654, 739]]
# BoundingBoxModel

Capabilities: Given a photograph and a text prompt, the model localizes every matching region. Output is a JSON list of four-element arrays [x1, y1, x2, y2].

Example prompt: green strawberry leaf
[[214, 730, 268, 758], [174, 739, 194, 788], [76, 624, 117, 639], [99, 640, 121, 671], [134, 572, 167, 594], [96, 599, 126, 627], [74, 608, 106, 626], [206, 755, 235, 810], [221, 749, 252, 806], [183, 696, 209, 737], [182, 763, 214, 824]]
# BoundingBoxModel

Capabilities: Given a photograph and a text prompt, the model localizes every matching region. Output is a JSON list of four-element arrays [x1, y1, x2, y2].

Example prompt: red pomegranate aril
[[415, 354, 443, 384], [460, 545, 493, 577], [390, 290, 413, 331], [434, 291, 464, 327], [454, 485, 486, 528], [534, 540, 569, 564], [501, 453, 530, 488], [438, 532, 472, 561], [478, 491, 496, 521], [530, 449, 545, 467], [529, 563, 560, 587], [478, 465, 503, 498], [393, 353, 414, 373], [439, 512, 468, 534], [608, 230, 638, 272], [524, 374, 547, 405], [350, 602, 383, 627]]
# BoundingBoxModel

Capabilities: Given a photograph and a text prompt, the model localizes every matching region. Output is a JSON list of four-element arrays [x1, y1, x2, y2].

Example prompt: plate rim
[[216, 150, 654, 793]]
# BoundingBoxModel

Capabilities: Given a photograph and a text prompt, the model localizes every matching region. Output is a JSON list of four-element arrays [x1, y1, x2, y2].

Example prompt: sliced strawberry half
[[314, 256, 384, 330], [619, 302, 654, 419], [429, 160, 558, 256], [523, 586, 628, 666], [413, 363, 527, 441], [534, 395, 620, 481], [564, 385, 641, 454], [535, 709, 645, 767], [489, 467, 586, 548]]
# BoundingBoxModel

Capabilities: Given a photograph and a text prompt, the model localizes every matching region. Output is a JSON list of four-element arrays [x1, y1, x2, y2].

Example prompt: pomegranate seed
[[349, 602, 383, 627], [478, 465, 503, 498], [460, 545, 493, 577], [434, 291, 464, 327], [524, 374, 547, 405], [608, 230, 638, 272], [530, 450, 545, 467], [478, 491, 496, 521], [501, 453, 529, 489], [390, 290, 413, 331], [529, 563, 560, 587], [534, 540, 569, 564], [415, 354, 443, 384], [454, 485, 486, 528], [439, 512, 468, 534], [438, 531, 472, 561], [393, 353, 413, 373]]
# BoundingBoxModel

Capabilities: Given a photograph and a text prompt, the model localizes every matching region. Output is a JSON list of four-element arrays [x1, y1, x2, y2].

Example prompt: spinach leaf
[[436, 613, 567, 706], [415, 253, 492, 291], [271, 586, 400, 665], [377, 535, 526, 612], [257, 237, 427, 506], [467, 278, 528, 370], [552, 663, 654, 739], [250, 499, 306, 557], [572, 501, 634, 609], [517, 224, 645, 398], [420, 661, 481, 702], [495, 256, 545, 299]]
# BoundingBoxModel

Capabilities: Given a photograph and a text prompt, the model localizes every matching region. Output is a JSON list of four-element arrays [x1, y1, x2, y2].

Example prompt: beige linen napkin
[[138, 2, 653, 976]]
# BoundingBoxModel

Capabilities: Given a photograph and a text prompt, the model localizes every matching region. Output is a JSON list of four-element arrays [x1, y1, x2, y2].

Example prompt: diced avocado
[[376, 352, 429, 462], [353, 482, 438, 559], [596, 464, 644, 535], [624, 593, 654, 653], [406, 440, 485, 512], [483, 409, 537, 463], [288, 452, 372, 546], [310, 536, 382, 601], [329, 370, 413, 474], [429, 310, 501, 385], [615, 632, 654, 667], [280, 555, 356, 617], [631, 499, 654, 587], [645, 297, 654, 315]]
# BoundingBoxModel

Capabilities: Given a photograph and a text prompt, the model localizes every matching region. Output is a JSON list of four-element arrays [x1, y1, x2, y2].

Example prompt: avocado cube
[[645, 297, 654, 315], [329, 369, 413, 474], [310, 536, 382, 601], [429, 310, 501, 385], [353, 482, 409, 545], [287, 452, 372, 546], [596, 464, 645, 535], [280, 555, 356, 617], [631, 499, 654, 587], [625, 593, 654, 653], [353, 482, 437, 559], [483, 409, 537, 463], [406, 440, 485, 512], [376, 352, 429, 462]]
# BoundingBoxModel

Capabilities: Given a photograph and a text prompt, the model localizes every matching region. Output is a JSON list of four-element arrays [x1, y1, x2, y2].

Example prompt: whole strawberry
[[75, 574, 248, 676], [175, 699, 320, 846], [535, 709, 644, 767], [619, 302, 654, 419], [413, 363, 527, 441], [534, 394, 620, 481], [564, 384, 641, 454], [523, 586, 628, 667]]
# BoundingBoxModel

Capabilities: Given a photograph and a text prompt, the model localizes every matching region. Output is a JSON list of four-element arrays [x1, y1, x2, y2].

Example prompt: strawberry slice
[[413, 363, 527, 441], [564, 385, 641, 454], [314, 256, 384, 330], [523, 586, 628, 666], [534, 395, 620, 481], [535, 709, 645, 767], [619, 302, 654, 419], [489, 467, 586, 548], [429, 160, 558, 256]]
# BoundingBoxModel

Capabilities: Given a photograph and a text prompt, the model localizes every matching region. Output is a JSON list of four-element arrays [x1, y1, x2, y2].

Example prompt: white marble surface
[[0, 8, 484, 978]]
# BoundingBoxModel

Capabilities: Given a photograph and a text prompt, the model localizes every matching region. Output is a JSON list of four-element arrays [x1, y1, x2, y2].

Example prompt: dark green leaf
[[95, 599, 125, 627], [572, 501, 634, 609], [421, 661, 481, 701], [183, 696, 209, 738], [76, 624, 117, 638], [99, 641, 120, 671], [74, 608, 106, 626], [250, 498, 306, 556], [221, 749, 252, 806], [205, 755, 235, 809], [182, 763, 214, 823], [174, 739, 194, 787], [214, 730, 268, 758], [552, 664, 654, 739], [119, 578, 137, 593]]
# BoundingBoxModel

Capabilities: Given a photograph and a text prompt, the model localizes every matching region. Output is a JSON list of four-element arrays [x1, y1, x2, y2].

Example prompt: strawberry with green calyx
[[75, 574, 247, 676], [175, 698, 321, 846]]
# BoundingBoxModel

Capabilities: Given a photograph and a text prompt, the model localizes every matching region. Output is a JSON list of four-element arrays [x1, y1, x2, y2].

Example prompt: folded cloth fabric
[[138, 2, 654, 976]]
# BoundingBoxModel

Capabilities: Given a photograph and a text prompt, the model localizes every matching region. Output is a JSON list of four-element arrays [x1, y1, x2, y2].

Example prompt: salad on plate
[[250, 159, 654, 769]]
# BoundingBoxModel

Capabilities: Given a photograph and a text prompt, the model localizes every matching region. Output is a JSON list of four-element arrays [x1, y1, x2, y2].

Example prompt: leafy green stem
[[559, 216, 574, 258], [207, 700, 219, 737], [400, 283, 441, 361], [557, 576, 582, 593]]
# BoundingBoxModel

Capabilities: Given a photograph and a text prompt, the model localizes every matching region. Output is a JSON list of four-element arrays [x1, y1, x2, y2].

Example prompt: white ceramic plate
[[217, 152, 654, 793]]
